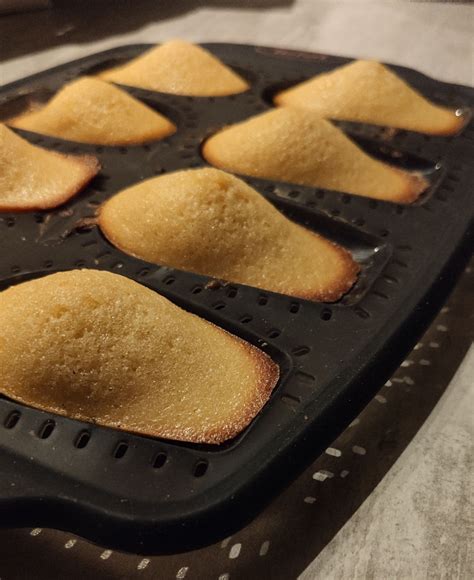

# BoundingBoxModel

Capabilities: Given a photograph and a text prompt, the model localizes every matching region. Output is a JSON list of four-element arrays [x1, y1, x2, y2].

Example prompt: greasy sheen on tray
[[0, 270, 279, 444], [0, 124, 99, 211], [99, 39, 249, 96], [99, 168, 359, 301], [8, 77, 176, 145], [202, 108, 427, 203], [274, 60, 464, 135]]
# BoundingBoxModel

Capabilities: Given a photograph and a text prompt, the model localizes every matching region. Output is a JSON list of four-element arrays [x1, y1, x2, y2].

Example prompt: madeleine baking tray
[[0, 44, 473, 555]]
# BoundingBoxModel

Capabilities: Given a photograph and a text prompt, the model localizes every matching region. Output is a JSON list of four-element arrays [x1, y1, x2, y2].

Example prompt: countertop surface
[[0, 1, 473, 579]]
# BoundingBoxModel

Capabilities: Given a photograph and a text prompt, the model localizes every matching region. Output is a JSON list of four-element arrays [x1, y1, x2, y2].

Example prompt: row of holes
[[3, 411, 208, 477]]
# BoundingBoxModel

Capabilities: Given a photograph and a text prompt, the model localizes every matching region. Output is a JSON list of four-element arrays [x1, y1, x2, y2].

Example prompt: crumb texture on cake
[[99, 168, 359, 301], [99, 39, 249, 96], [0, 124, 99, 211], [275, 60, 463, 135], [202, 108, 427, 202], [0, 269, 279, 444], [8, 77, 176, 145]]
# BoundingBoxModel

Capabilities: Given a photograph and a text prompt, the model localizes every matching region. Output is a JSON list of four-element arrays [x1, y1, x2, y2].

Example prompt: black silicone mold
[[0, 44, 473, 555]]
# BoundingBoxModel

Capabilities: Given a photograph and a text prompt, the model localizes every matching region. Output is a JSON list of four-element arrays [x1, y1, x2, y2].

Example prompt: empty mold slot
[[74, 430, 91, 449], [113, 441, 129, 459], [152, 452, 168, 469], [37, 420, 55, 440], [4, 410, 21, 429], [193, 460, 209, 478]]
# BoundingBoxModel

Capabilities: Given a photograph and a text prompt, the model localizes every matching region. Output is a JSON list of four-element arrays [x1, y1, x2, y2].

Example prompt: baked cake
[[8, 77, 176, 145], [274, 60, 463, 135], [202, 108, 427, 202], [0, 124, 99, 211], [99, 168, 359, 301], [0, 269, 279, 444], [99, 39, 249, 96]]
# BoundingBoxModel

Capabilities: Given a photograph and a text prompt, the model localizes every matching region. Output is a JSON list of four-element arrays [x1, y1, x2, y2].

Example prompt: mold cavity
[[191, 285, 203, 294], [240, 314, 252, 324], [4, 410, 21, 429], [82, 57, 130, 76], [0, 88, 52, 122], [261, 78, 307, 107], [74, 430, 91, 449], [193, 460, 208, 478], [38, 420, 55, 439], [152, 452, 167, 469], [267, 328, 281, 339], [113, 441, 129, 459], [258, 295, 268, 306]]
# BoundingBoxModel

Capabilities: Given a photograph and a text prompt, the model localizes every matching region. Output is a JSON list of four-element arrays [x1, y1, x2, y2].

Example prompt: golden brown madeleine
[[202, 108, 427, 203], [275, 60, 464, 136], [0, 124, 99, 211], [99, 168, 359, 301], [0, 270, 279, 444], [99, 39, 249, 96], [8, 77, 176, 145]]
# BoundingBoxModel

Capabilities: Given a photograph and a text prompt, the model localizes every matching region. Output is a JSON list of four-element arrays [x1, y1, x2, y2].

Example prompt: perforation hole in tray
[[113, 441, 129, 459], [193, 460, 209, 478], [281, 393, 301, 409], [240, 314, 253, 324], [289, 302, 301, 314], [152, 452, 167, 469], [37, 420, 55, 440], [3, 410, 21, 429], [291, 345, 310, 357], [320, 308, 332, 321], [74, 430, 91, 449]]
